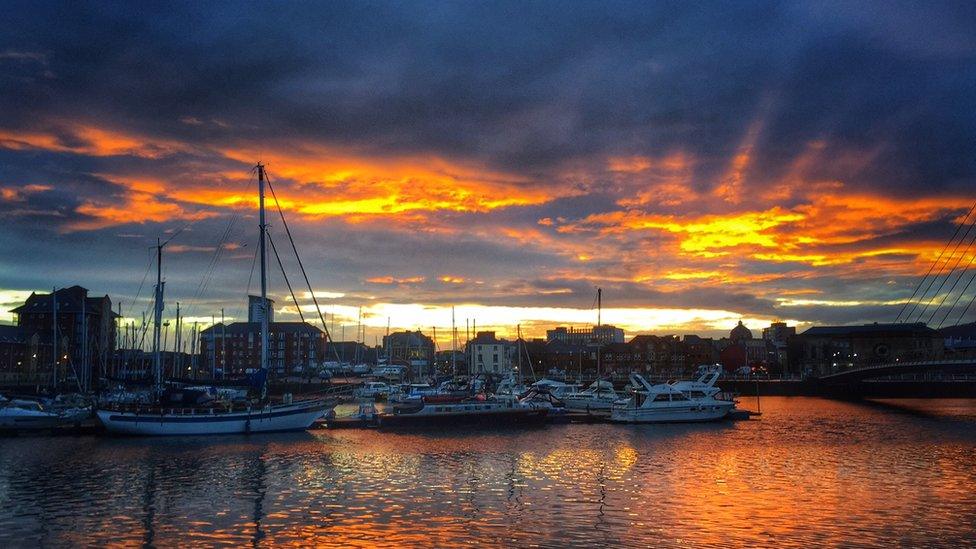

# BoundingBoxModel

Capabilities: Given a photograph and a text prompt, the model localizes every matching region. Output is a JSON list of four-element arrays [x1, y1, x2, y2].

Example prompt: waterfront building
[[9, 286, 116, 389], [794, 322, 944, 376], [763, 321, 797, 374], [940, 322, 976, 359], [325, 341, 373, 364], [682, 334, 719, 369], [546, 324, 624, 345], [467, 331, 515, 375], [628, 334, 684, 374], [381, 330, 435, 375], [200, 321, 325, 376], [0, 325, 27, 380], [433, 349, 467, 374]]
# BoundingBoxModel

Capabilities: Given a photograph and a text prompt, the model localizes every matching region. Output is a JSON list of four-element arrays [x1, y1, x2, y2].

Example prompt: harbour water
[[1, 397, 975, 547]]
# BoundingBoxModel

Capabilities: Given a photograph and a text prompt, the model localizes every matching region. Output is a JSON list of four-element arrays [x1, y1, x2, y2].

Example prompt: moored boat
[[610, 373, 734, 423], [0, 398, 89, 432], [561, 379, 618, 412], [377, 394, 548, 427], [96, 398, 331, 436], [96, 163, 335, 436]]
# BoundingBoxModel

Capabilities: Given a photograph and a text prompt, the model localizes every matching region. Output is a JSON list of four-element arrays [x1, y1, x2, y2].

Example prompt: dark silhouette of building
[[200, 321, 325, 376], [382, 330, 435, 375], [9, 286, 116, 389], [795, 322, 944, 376]]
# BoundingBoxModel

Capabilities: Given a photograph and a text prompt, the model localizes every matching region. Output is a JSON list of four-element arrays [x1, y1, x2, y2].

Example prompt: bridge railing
[[818, 358, 976, 379]]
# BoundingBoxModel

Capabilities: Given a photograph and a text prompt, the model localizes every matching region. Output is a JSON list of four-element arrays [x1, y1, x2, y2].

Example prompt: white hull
[[0, 413, 65, 430], [96, 400, 332, 436], [610, 401, 733, 423]]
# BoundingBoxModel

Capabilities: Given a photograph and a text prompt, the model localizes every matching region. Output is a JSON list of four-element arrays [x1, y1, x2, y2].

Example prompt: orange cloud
[[69, 192, 218, 231], [365, 276, 426, 285], [0, 125, 188, 158]]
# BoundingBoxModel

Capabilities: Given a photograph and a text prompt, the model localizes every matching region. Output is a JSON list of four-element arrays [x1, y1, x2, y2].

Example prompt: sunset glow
[[0, 2, 973, 343]]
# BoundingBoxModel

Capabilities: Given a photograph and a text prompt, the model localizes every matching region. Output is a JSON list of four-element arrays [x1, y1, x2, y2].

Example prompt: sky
[[1, 1, 975, 346]]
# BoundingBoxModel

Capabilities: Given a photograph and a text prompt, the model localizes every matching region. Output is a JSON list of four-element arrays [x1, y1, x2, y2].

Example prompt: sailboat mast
[[596, 287, 602, 382], [451, 307, 456, 378], [51, 286, 57, 388], [153, 239, 164, 390], [175, 301, 181, 377], [258, 163, 269, 374]]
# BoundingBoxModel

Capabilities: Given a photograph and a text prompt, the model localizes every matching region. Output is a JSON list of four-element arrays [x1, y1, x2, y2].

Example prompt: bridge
[[816, 359, 976, 385]]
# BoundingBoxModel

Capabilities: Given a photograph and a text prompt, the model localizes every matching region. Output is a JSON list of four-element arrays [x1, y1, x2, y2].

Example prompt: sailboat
[[96, 164, 335, 435], [561, 287, 618, 412]]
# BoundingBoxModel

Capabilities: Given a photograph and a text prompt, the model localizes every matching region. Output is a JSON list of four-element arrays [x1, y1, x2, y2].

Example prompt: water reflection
[[0, 398, 974, 547]]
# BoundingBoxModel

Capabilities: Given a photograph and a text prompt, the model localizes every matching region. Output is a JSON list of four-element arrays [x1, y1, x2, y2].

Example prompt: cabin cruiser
[[494, 374, 528, 397], [561, 379, 618, 412], [670, 366, 725, 400], [516, 387, 569, 422], [530, 378, 580, 399], [354, 381, 392, 400], [610, 373, 734, 423], [372, 365, 407, 380], [387, 383, 439, 404], [0, 398, 89, 431], [378, 393, 548, 427]]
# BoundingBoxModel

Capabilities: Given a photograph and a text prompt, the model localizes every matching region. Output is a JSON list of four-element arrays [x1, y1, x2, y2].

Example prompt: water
[[1, 398, 975, 548]]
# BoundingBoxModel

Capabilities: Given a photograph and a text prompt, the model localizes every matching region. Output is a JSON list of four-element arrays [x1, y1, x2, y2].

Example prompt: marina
[[2, 2, 975, 547], [1, 397, 974, 547]]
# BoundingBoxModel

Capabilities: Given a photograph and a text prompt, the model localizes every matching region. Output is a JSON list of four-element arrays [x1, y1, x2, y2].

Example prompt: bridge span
[[817, 359, 976, 385]]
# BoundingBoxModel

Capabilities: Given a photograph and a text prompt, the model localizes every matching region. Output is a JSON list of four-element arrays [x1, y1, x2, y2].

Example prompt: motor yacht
[[610, 373, 734, 423], [0, 398, 89, 431], [377, 393, 548, 427], [561, 379, 618, 412], [354, 381, 392, 400]]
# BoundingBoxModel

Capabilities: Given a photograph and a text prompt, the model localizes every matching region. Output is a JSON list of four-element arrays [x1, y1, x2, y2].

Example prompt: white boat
[[561, 379, 618, 411], [494, 374, 527, 397], [372, 365, 407, 380], [610, 373, 734, 423], [388, 383, 438, 404], [96, 164, 335, 436], [670, 367, 725, 400], [96, 399, 331, 436], [354, 381, 392, 400], [531, 378, 580, 398], [515, 387, 569, 422], [378, 394, 548, 427], [0, 399, 88, 431]]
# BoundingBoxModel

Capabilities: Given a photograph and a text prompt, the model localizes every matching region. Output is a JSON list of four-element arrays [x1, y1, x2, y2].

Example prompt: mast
[[153, 239, 165, 392], [220, 307, 226, 378], [191, 320, 198, 379], [81, 295, 87, 391], [257, 163, 269, 377], [175, 302, 181, 377], [596, 287, 602, 384], [597, 287, 602, 327], [356, 306, 362, 362], [517, 324, 523, 387], [451, 307, 456, 378], [51, 286, 57, 389], [211, 314, 217, 378]]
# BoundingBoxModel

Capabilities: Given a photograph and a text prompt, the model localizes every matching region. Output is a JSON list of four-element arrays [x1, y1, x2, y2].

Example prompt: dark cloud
[[2, 1, 975, 334]]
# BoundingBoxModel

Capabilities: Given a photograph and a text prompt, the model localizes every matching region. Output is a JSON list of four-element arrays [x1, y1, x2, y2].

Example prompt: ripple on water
[[0, 398, 975, 547]]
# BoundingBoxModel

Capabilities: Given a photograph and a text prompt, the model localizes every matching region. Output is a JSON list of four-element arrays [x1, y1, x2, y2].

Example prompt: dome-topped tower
[[730, 320, 753, 343]]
